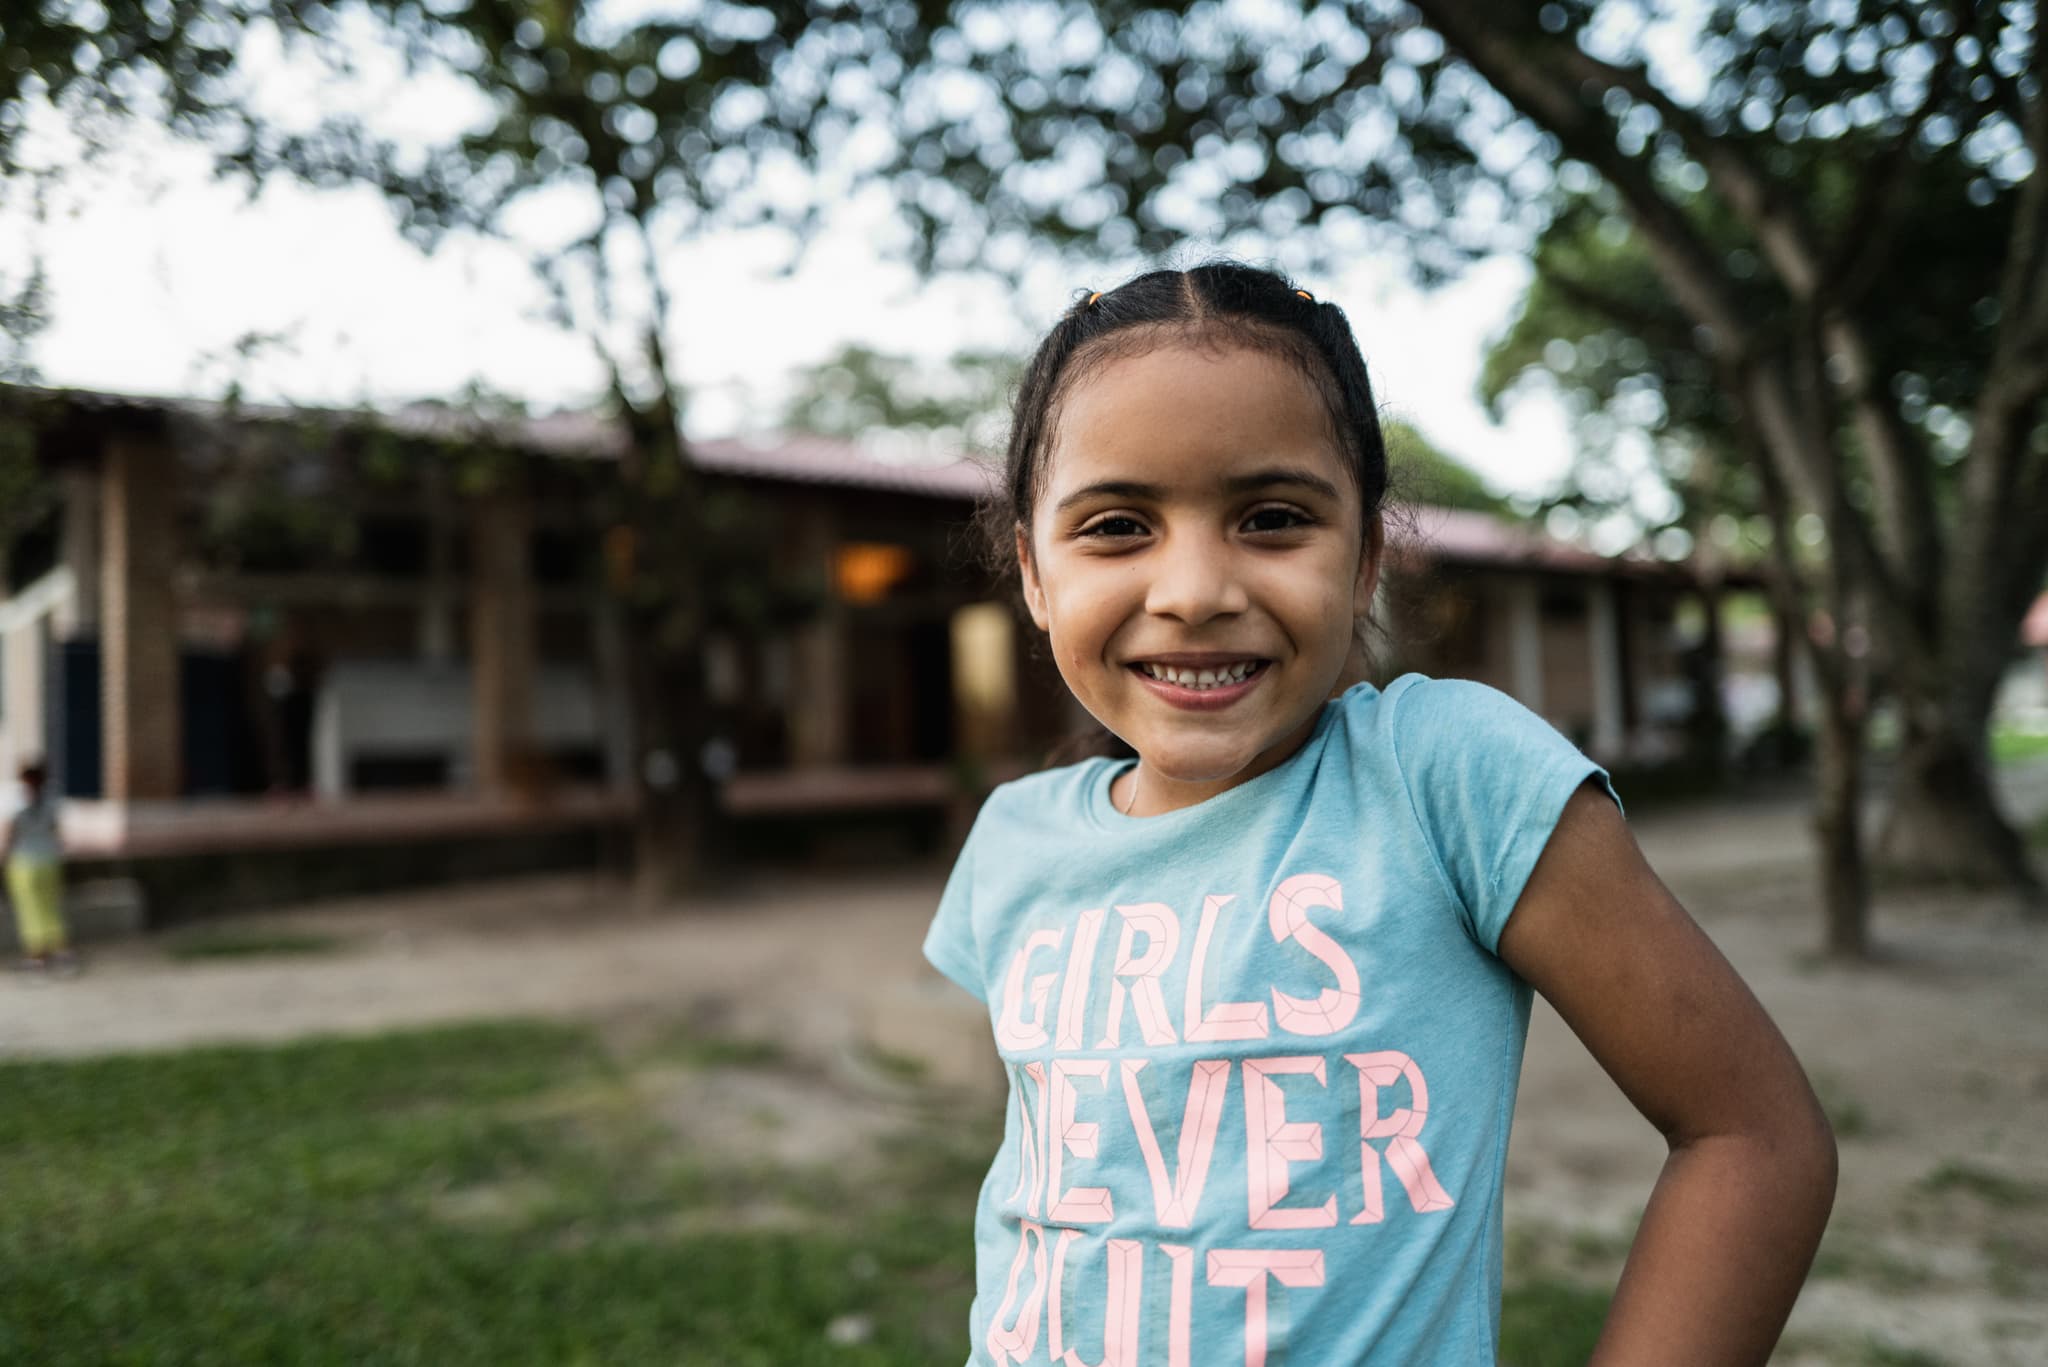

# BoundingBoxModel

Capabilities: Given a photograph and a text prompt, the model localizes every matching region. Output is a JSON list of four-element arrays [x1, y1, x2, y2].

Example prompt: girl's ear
[[1353, 513, 1385, 620], [1015, 523, 1051, 631]]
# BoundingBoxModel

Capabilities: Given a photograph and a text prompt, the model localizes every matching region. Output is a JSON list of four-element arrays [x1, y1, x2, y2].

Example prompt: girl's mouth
[[1130, 659, 1270, 708]]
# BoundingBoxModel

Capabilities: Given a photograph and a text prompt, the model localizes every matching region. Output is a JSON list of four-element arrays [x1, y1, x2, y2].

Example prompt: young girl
[[923, 263, 1836, 1365]]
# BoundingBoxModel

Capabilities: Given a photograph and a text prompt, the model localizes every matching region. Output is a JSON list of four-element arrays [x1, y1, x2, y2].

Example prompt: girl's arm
[[1498, 781, 1838, 1366]]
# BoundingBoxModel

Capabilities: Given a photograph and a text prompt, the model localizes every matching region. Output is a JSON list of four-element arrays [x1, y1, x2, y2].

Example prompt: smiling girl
[[922, 263, 1835, 1365]]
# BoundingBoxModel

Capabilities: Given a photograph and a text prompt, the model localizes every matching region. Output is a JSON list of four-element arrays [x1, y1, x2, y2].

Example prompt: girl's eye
[[1243, 506, 1313, 533], [1078, 515, 1148, 538]]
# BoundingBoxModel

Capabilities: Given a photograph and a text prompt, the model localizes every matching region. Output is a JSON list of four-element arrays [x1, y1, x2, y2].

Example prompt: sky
[[0, 45, 1582, 502]]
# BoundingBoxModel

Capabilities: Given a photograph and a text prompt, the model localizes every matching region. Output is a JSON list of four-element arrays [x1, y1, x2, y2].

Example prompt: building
[[1382, 506, 1737, 766], [0, 386, 1741, 914]]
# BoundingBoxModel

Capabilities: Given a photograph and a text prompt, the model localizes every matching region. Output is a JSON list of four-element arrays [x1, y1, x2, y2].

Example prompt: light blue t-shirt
[[923, 673, 1618, 1366]]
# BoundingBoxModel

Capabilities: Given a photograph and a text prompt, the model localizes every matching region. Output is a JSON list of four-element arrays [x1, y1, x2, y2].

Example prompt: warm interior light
[[833, 542, 916, 604]]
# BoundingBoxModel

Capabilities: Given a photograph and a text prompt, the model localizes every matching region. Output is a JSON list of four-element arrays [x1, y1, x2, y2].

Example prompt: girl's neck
[[1112, 709, 1325, 818]]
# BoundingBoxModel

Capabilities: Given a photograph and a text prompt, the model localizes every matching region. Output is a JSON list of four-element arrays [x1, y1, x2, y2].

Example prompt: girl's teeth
[[1142, 662, 1258, 689]]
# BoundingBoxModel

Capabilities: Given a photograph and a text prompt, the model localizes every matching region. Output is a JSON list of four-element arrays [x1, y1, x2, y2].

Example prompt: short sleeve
[[1391, 676, 1621, 953], [922, 825, 986, 1001]]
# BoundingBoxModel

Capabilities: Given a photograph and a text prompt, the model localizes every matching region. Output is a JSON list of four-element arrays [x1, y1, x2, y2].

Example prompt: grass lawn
[[0, 1022, 986, 1365], [0, 1021, 1609, 1364], [163, 928, 349, 961], [1992, 725, 2048, 766]]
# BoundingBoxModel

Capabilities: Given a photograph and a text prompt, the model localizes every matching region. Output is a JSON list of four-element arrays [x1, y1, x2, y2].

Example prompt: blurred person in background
[[4, 761, 77, 975]]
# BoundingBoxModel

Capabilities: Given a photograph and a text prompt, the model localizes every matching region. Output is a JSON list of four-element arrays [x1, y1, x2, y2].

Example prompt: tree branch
[[1544, 42, 1828, 300], [1817, 311, 1942, 637], [1985, 79, 2048, 404], [1412, 1, 1943, 664], [1537, 270, 1702, 357], [1406, 0, 1762, 361], [1824, 29, 1964, 310], [1732, 343, 1920, 668], [1733, 398, 1844, 700], [1954, 73, 2048, 687]]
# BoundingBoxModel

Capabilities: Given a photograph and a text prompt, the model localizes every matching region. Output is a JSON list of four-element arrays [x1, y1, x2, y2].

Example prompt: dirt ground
[[4, 769, 2045, 1365]]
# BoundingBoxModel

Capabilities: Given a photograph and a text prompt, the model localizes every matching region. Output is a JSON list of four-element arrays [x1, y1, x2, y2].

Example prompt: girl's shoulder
[[1336, 672, 1612, 813], [1346, 669, 1563, 735], [1357, 673, 1618, 951], [1333, 671, 1558, 759]]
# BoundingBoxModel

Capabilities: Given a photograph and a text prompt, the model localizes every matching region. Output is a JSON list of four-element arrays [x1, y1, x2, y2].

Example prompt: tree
[[1382, 418, 1511, 516], [780, 342, 1509, 519], [879, 0, 2047, 915], [0, 0, 906, 898], [0, 271, 52, 575], [11, 0, 2040, 917], [779, 342, 1021, 458], [1482, 194, 1885, 952]]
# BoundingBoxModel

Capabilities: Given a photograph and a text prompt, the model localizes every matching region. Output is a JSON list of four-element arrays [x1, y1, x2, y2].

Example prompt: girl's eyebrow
[[1054, 467, 1342, 515], [1054, 479, 1164, 514], [1223, 467, 1344, 500]]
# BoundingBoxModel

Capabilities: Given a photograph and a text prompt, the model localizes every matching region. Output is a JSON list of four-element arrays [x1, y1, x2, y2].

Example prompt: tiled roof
[[6, 384, 1000, 502], [11, 383, 1727, 581], [691, 432, 995, 500], [1397, 505, 1676, 578], [394, 405, 999, 501]]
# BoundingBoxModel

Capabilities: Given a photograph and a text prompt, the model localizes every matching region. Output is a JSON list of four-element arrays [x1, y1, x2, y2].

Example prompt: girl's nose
[[1144, 535, 1250, 624]]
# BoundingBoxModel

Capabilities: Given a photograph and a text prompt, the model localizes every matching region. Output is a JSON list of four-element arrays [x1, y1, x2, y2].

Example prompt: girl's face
[[1019, 342, 1380, 813]]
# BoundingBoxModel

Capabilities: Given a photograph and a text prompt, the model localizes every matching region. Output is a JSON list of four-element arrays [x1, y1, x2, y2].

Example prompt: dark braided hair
[[980, 260, 1396, 764], [985, 260, 1387, 562]]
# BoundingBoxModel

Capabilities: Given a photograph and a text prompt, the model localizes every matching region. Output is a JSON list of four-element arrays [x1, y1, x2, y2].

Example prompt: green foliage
[[1849, 1342, 1948, 1367], [1498, 1280, 1611, 1367], [1918, 1161, 2047, 1207], [781, 344, 1019, 459], [1810, 1234, 1934, 1293], [0, 1021, 983, 1365], [1991, 726, 2048, 767], [162, 928, 346, 960], [776, 345, 1508, 519], [1480, 139, 2010, 558], [0, 387, 60, 580], [1810, 1070, 1875, 1141], [1383, 419, 1510, 515], [0, 260, 46, 384], [874, 2, 2035, 287]]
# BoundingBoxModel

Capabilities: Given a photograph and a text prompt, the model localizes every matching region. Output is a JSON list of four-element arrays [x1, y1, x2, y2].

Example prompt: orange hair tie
[[1295, 289, 1314, 301], [1086, 291, 1103, 307]]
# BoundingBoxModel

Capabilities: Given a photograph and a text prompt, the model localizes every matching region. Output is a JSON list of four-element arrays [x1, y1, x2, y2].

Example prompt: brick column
[[100, 433, 182, 799], [469, 490, 535, 795]]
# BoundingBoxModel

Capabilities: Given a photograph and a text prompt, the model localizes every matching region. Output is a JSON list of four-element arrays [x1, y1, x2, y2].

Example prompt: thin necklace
[[1120, 762, 1140, 816]]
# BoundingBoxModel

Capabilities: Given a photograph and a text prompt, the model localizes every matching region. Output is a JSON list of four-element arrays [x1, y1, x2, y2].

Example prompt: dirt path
[[4, 772, 2045, 1364]]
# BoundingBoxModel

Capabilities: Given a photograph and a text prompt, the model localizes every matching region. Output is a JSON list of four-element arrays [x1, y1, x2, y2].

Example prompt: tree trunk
[[618, 573, 721, 909], [1879, 707, 2043, 906], [1768, 596, 1803, 770], [1690, 582, 1731, 781], [1814, 689, 1871, 960]]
